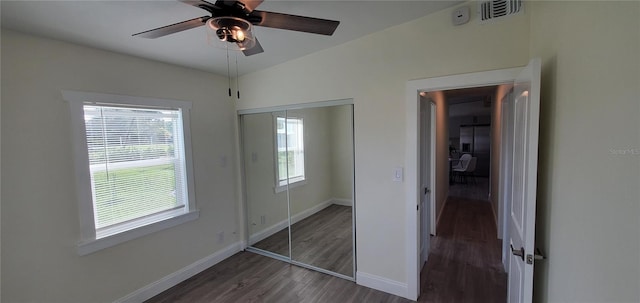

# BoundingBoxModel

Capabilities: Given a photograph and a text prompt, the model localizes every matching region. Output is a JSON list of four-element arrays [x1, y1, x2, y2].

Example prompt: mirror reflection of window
[[276, 116, 305, 186]]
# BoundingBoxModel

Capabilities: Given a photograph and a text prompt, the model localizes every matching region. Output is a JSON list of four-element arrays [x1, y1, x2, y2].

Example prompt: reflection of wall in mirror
[[243, 113, 289, 242], [329, 105, 354, 202]]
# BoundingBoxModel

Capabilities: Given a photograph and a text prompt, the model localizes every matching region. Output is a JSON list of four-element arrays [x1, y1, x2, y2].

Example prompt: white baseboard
[[248, 198, 334, 245], [291, 199, 333, 225], [356, 271, 409, 299], [115, 241, 243, 303], [332, 198, 353, 206], [248, 218, 289, 246], [436, 193, 449, 229]]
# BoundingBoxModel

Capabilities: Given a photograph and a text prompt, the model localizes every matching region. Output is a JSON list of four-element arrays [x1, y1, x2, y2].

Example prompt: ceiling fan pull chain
[[226, 44, 232, 98], [235, 52, 240, 99]]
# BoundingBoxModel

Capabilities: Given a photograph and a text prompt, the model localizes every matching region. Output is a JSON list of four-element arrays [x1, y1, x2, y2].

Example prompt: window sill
[[77, 210, 199, 256], [274, 179, 307, 193]]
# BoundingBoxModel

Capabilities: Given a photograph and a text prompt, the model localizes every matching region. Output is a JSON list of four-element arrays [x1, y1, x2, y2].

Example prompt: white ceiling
[[1, 0, 461, 76]]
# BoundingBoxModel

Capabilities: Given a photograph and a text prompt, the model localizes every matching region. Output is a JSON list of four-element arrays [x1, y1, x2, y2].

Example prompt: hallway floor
[[419, 196, 507, 302], [448, 176, 490, 201]]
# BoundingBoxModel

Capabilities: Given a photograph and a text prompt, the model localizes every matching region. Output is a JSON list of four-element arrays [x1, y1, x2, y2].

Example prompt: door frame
[[418, 97, 436, 267], [405, 67, 522, 300], [429, 101, 437, 236], [238, 98, 357, 281]]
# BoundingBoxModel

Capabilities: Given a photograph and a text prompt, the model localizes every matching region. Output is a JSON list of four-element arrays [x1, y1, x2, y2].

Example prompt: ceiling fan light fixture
[[206, 17, 256, 51], [134, 0, 341, 57], [234, 27, 246, 42]]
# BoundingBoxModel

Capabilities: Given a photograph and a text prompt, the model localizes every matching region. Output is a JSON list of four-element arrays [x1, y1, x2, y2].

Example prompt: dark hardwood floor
[[252, 204, 353, 277], [448, 176, 490, 201], [147, 199, 505, 303], [146, 251, 408, 303], [419, 196, 507, 302]]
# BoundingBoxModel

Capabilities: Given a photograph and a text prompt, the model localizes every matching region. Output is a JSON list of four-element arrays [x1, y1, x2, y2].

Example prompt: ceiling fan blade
[[250, 10, 339, 36], [243, 37, 264, 56], [133, 16, 209, 39]]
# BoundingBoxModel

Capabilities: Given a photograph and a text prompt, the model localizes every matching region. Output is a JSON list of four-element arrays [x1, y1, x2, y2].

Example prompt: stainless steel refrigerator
[[459, 125, 490, 177]]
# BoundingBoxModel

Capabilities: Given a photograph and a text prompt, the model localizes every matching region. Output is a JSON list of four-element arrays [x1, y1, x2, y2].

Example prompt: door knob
[[424, 187, 431, 194], [510, 244, 524, 261]]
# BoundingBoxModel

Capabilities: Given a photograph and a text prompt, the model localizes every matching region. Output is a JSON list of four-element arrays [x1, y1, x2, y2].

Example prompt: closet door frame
[[238, 98, 356, 281]]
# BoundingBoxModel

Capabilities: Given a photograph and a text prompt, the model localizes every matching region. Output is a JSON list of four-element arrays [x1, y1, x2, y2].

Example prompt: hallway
[[419, 195, 506, 302]]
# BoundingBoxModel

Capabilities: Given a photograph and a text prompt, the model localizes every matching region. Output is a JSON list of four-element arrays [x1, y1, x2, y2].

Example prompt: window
[[64, 91, 198, 255], [275, 116, 305, 190]]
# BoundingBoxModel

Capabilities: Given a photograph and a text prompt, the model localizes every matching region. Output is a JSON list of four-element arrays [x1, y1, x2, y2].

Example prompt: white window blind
[[83, 105, 188, 232], [276, 116, 305, 186]]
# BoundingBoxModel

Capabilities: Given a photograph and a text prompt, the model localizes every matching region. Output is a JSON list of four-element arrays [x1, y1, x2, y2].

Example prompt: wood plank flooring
[[419, 196, 507, 302], [252, 204, 353, 277], [147, 199, 505, 303], [146, 251, 408, 303], [448, 176, 490, 201]]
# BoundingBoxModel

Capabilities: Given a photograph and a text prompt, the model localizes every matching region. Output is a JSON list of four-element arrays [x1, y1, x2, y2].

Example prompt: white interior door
[[429, 101, 436, 236], [507, 58, 541, 303], [419, 98, 432, 267], [500, 88, 514, 271]]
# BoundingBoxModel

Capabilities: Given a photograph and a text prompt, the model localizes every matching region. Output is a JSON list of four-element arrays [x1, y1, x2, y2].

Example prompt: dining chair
[[453, 156, 477, 184], [452, 153, 471, 170]]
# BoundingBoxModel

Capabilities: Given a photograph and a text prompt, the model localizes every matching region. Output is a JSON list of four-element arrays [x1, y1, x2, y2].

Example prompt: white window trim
[[63, 90, 199, 256], [274, 178, 307, 194], [272, 114, 306, 193]]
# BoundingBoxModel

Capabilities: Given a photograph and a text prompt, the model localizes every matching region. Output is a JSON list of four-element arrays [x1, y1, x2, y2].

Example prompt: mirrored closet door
[[242, 110, 290, 258], [240, 101, 354, 279]]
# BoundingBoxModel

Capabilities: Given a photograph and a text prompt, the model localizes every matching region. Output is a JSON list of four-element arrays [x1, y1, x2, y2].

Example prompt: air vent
[[479, 0, 523, 21]]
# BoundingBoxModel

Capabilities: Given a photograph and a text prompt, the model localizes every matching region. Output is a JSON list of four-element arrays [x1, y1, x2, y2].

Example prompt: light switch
[[393, 167, 404, 182]]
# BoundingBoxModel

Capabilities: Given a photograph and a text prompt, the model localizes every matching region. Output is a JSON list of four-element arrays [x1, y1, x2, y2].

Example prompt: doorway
[[420, 84, 512, 302], [405, 61, 542, 301], [446, 86, 497, 202]]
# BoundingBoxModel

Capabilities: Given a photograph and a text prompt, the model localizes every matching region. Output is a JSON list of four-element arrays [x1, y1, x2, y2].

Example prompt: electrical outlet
[[260, 215, 266, 225], [216, 231, 224, 244]]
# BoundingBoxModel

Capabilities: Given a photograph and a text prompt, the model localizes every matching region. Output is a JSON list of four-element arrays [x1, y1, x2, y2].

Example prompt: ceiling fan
[[133, 0, 340, 56]]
